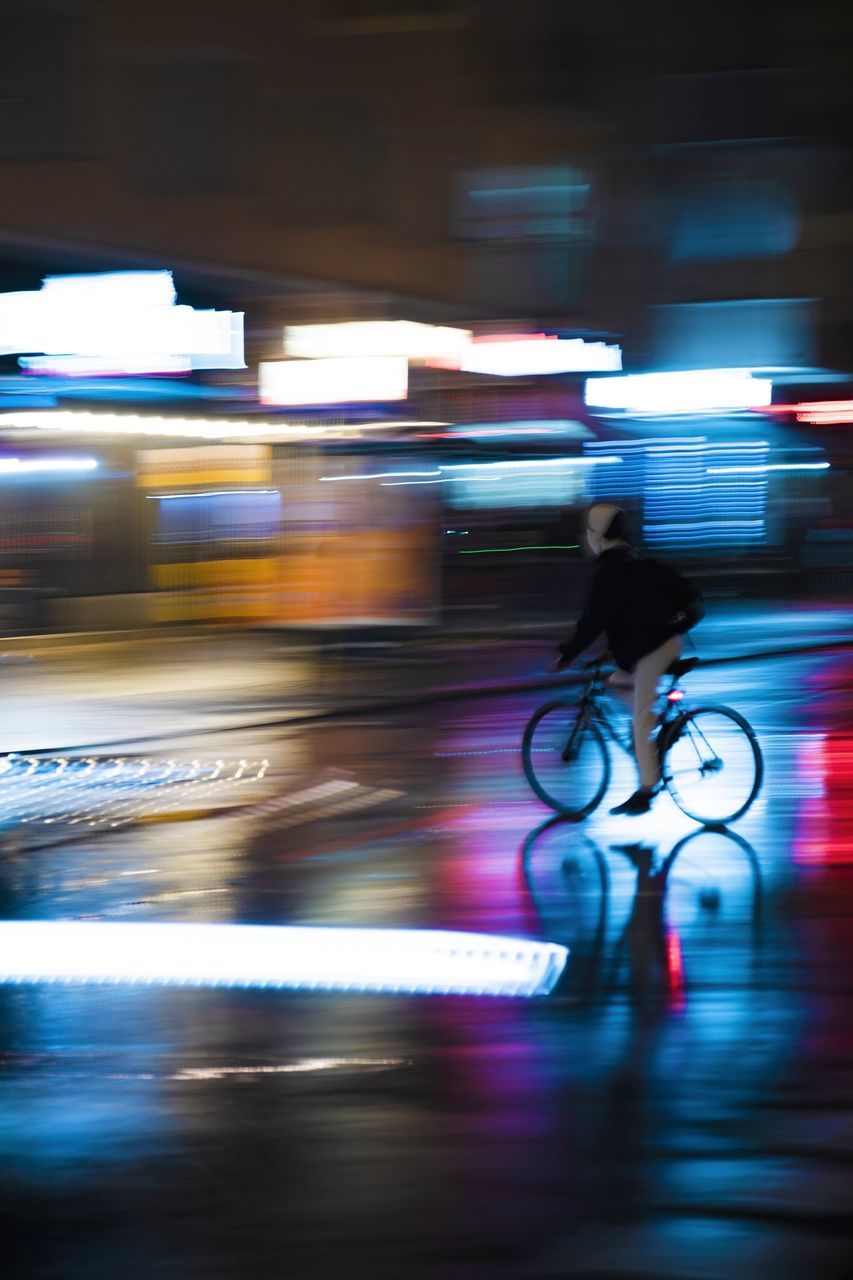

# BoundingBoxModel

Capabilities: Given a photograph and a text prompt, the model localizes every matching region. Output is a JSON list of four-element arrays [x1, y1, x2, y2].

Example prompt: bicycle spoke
[[664, 707, 762, 825], [523, 700, 610, 818]]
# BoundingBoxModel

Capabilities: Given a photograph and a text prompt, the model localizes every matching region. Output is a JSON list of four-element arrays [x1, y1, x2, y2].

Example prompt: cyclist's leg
[[632, 636, 682, 788], [607, 667, 634, 715]]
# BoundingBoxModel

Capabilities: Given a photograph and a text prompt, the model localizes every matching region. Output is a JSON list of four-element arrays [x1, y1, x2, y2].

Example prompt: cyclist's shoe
[[609, 786, 658, 816]]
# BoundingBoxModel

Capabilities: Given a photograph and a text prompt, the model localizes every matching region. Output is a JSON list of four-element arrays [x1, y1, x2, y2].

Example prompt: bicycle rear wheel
[[522, 700, 610, 819], [661, 705, 763, 826]]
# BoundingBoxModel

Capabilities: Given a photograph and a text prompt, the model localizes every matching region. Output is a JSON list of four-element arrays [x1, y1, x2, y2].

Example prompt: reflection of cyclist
[[555, 504, 702, 815]]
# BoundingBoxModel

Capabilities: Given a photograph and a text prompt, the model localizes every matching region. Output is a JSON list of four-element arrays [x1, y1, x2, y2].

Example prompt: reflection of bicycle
[[522, 655, 763, 826], [520, 818, 763, 1002]]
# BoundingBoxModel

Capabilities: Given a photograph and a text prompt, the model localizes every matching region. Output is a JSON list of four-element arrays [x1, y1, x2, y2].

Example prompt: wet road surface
[[1, 646, 852, 1278]]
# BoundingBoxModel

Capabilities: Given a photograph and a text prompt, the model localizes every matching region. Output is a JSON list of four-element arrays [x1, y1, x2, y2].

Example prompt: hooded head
[[586, 503, 630, 557]]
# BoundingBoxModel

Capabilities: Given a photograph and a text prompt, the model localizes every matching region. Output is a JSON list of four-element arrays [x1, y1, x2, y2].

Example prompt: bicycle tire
[[660, 704, 763, 826], [522, 699, 610, 819]]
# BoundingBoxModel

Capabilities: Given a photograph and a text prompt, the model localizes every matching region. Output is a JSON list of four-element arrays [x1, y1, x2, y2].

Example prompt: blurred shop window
[[458, 166, 591, 242], [456, 166, 592, 309], [670, 179, 799, 261], [0, 5, 80, 157], [125, 57, 249, 193], [273, 91, 386, 223]]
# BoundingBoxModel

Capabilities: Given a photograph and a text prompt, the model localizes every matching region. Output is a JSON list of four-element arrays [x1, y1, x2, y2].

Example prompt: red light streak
[[665, 927, 686, 1009], [756, 400, 853, 425]]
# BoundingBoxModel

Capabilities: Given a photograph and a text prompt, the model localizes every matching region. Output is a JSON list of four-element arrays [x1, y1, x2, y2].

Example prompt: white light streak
[[585, 369, 773, 414], [438, 335, 622, 377], [0, 411, 405, 443], [284, 321, 471, 361], [259, 356, 408, 406], [0, 271, 244, 372], [0, 922, 568, 998], [147, 489, 279, 500], [0, 456, 97, 475], [706, 462, 830, 474], [170, 1058, 407, 1080], [319, 470, 441, 482]]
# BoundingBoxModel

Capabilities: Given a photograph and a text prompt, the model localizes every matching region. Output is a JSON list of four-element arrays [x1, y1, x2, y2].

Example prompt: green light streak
[[459, 544, 580, 555]]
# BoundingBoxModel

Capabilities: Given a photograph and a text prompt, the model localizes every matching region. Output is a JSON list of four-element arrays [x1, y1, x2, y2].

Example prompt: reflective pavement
[[1, 647, 852, 1278]]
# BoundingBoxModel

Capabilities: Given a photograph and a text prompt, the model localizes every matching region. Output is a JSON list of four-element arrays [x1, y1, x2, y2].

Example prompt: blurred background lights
[[585, 369, 773, 414], [259, 356, 409, 406], [0, 270, 245, 373], [435, 334, 622, 376], [284, 320, 472, 360], [0, 456, 97, 475], [0, 921, 568, 998]]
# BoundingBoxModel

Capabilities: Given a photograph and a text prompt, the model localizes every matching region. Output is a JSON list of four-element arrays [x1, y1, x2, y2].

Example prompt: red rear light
[[668, 689, 684, 702]]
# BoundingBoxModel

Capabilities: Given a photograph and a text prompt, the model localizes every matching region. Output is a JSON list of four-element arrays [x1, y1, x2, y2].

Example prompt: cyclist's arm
[[557, 577, 609, 666]]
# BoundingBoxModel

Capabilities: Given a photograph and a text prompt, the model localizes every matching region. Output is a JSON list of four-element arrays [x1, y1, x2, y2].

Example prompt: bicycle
[[521, 654, 763, 827]]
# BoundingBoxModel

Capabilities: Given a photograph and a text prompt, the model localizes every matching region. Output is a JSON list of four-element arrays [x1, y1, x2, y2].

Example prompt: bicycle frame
[[571, 657, 688, 758]]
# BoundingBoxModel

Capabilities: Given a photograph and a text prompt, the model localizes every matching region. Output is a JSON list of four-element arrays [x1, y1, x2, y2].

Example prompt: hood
[[586, 503, 630, 557]]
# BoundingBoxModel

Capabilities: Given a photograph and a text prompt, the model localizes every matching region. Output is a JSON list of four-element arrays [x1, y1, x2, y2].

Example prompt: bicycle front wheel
[[662, 705, 763, 826], [522, 700, 610, 819]]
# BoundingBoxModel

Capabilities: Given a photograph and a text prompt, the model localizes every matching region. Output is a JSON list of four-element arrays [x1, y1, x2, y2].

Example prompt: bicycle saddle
[[666, 656, 700, 678]]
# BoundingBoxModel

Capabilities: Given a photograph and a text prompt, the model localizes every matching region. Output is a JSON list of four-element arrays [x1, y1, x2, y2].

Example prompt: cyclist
[[554, 503, 701, 816]]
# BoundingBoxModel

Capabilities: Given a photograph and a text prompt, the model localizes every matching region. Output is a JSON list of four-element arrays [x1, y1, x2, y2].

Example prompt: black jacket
[[559, 546, 681, 673]]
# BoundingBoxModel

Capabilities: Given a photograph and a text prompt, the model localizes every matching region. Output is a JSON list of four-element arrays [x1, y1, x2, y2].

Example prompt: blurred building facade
[[0, 0, 850, 358], [0, 0, 851, 630]]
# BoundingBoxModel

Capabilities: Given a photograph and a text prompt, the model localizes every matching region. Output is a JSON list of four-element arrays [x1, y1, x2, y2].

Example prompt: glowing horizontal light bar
[[440, 457, 620, 471], [148, 489, 279, 500], [259, 356, 408, 406], [706, 462, 830, 474], [0, 410, 406, 443], [432, 335, 622, 377], [320, 469, 441, 482], [284, 320, 472, 360], [0, 271, 244, 372], [20, 354, 192, 377], [0, 456, 97, 474], [585, 370, 773, 414], [784, 400, 853, 425], [319, 456, 622, 485], [438, 420, 589, 439], [0, 921, 568, 998]]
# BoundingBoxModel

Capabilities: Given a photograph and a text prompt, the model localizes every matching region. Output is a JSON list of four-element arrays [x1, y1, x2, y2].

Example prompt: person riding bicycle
[[554, 503, 703, 815]]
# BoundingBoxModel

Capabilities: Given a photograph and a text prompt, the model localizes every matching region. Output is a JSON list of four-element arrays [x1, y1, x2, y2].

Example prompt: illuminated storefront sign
[[284, 320, 471, 361], [585, 369, 773, 415], [431, 334, 622, 376], [259, 356, 408, 406], [0, 270, 244, 374]]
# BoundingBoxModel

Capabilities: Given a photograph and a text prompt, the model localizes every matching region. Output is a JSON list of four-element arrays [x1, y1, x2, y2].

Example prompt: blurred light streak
[[0, 411, 408, 442], [585, 370, 773, 414], [0, 271, 244, 372], [0, 456, 97, 475], [788, 401, 853, 425], [148, 489, 278, 500], [284, 320, 471, 360], [431, 335, 621, 376], [322, 456, 622, 487], [458, 544, 579, 555], [0, 922, 568, 998], [320, 470, 441, 482], [170, 1059, 407, 1080], [259, 356, 408, 406], [21, 354, 192, 377], [706, 462, 830, 474], [794, 734, 853, 866], [666, 928, 686, 1010], [428, 420, 589, 440]]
